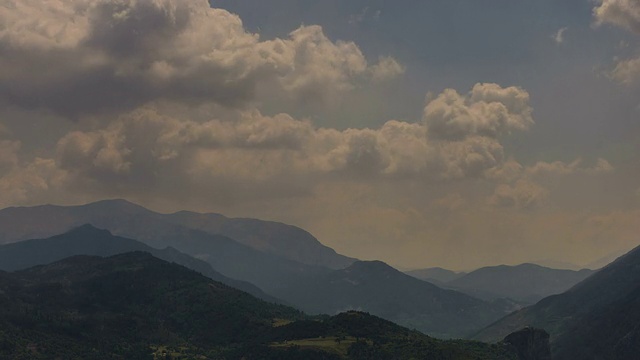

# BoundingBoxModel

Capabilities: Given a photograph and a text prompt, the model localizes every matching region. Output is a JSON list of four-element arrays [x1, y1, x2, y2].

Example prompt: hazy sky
[[1, 0, 639, 270]]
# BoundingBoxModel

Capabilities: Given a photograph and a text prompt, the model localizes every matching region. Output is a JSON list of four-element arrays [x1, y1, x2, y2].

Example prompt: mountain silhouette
[[475, 244, 640, 359], [275, 260, 513, 339]]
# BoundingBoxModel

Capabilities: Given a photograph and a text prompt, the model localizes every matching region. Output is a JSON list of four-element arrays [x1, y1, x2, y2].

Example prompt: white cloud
[[593, 0, 640, 83], [47, 83, 533, 193], [423, 83, 533, 141], [370, 56, 406, 82], [610, 56, 640, 83], [552, 27, 568, 44], [594, 0, 640, 34], [0, 0, 402, 116]]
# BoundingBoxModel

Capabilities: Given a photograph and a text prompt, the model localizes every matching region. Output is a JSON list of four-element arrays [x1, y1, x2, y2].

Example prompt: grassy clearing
[[272, 318, 294, 327], [151, 345, 208, 360], [270, 336, 360, 357]]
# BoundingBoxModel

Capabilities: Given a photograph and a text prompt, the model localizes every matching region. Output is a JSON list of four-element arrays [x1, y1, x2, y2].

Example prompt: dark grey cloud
[[0, 0, 401, 118]]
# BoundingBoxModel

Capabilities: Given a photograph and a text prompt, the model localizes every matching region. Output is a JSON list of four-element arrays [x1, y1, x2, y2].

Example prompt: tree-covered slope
[[0, 224, 279, 303], [0, 252, 522, 359], [0, 252, 302, 359]]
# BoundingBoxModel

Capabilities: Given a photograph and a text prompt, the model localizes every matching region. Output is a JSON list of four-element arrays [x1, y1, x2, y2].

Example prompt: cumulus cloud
[[594, 0, 640, 34], [593, 0, 640, 83], [0, 158, 67, 207], [0, 0, 401, 116], [272, 25, 371, 105], [610, 57, 640, 83], [47, 83, 533, 196], [423, 83, 533, 141], [369, 56, 406, 82]]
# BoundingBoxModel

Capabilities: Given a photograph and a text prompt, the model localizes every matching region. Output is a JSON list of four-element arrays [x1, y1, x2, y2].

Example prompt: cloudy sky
[[1, 0, 639, 270]]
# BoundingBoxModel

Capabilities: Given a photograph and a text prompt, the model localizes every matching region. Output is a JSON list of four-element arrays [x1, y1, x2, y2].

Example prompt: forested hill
[[0, 252, 524, 359]]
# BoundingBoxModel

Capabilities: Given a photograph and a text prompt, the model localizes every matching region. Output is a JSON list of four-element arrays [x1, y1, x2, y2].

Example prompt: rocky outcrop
[[503, 327, 551, 360]]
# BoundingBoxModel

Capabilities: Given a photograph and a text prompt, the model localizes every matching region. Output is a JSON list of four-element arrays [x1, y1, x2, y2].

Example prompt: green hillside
[[0, 224, 279, 303], [0, 252, 519, 359]]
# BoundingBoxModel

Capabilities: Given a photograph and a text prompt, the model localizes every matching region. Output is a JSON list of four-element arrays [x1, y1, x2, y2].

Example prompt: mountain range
[[0, 200, 522, 339], [474, 244, 640, 359], [0, 223, 516, 339], [445, 263, 594, 304], [407, 264, 594, 305], [274, 260, 514, 339], [2, 199, 639, 358], [0, 251, 525, 359], [0, 224, 279, 303], [0, 199, 355, 269], [0, 200, 349, 292], [405, 267, 466, 284]]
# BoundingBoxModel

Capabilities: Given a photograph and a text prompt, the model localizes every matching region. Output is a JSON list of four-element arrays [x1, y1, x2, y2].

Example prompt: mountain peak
[[65, 224, 112, 236], [82, 198, 150, 213], [347, 260, 398, 274]]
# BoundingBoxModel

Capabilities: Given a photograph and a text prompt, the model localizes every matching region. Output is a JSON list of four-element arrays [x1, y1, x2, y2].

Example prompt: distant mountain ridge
[[0, 224, 280, 303], [405, 267, 467, 284], [274, 259, 514, 339], [474, 243, 640, 359], [168, 209, 354, 269], [446, 263, 595, 304], [407, 263, 594, 305], [0, 200, 354, 292], [0, 199, 356, 269]]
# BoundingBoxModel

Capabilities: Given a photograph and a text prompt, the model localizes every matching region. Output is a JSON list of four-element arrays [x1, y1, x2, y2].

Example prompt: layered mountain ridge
[[407, 263, 594, 305], [0, 224, 280, 303], [0, 199, 356, 270], [475, 244, 640, 360], [0, 200, 350, 292], [0, 251, 523, 359], [274, 259, 514, 338]]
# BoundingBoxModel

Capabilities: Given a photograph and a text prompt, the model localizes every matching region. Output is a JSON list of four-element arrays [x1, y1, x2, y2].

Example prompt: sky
[[0, 0, 639, 270]]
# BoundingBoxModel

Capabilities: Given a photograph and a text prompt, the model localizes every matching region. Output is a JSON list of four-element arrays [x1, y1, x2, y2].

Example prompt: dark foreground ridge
[[476, 243, 640, 360], [503, 328, 551, 360], [0, 252, 526, 359]]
